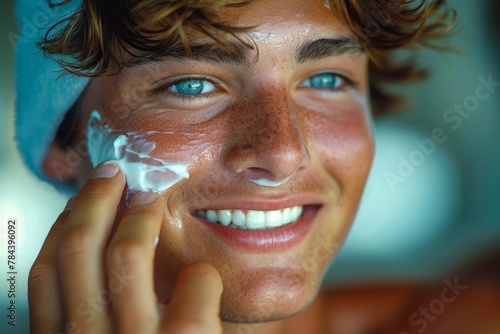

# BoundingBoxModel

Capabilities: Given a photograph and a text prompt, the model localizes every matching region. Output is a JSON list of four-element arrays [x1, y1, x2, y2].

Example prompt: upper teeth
[[196, 206, 304, 230]]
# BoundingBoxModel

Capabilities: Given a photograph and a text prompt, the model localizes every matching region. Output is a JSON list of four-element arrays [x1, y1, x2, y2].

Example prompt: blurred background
[[0, 0, 499, 333]]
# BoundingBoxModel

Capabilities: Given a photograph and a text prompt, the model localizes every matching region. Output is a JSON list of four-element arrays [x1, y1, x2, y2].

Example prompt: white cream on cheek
[[87, 110, 190, 196]]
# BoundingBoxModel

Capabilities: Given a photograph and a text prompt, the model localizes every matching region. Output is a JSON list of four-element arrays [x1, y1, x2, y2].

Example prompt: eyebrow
[[129, 41, 252, 68], [129, 36, 363, 69], [295, 36, 364, 64]]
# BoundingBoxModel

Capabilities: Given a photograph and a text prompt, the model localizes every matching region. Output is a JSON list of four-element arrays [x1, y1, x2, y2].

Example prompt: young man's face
[[77, 0, 373, 323]]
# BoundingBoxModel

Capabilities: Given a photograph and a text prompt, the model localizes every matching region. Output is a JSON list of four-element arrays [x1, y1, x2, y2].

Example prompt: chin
[[217, 263, 323, 324], [219, 292, 315, 324]]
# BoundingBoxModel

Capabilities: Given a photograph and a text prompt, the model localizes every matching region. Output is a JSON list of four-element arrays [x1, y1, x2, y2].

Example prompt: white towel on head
[[15, 0, 89, 192]]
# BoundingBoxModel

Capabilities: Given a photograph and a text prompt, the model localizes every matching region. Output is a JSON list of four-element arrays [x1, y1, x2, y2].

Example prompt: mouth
[[191, 203, 323, 252], [195, 206, 304, 230]]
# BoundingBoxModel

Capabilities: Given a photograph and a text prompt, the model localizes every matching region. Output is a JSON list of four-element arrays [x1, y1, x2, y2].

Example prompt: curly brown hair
[[40, 0, 456, 115]]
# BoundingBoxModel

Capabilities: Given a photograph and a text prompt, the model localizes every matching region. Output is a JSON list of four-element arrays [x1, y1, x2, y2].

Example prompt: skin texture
[[37, 0, 373, 328], [33, 0, 374, 332], [79, 0, 372, 324], [31, 1, 500, 333]]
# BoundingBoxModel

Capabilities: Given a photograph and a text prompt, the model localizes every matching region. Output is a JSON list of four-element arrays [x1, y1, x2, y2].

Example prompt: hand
[[28, 162, 224, 334]]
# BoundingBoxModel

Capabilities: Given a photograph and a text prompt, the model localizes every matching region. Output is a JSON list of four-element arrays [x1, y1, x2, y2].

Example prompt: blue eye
[[299, 73, 344, 90], [169, 79, 216, 95]]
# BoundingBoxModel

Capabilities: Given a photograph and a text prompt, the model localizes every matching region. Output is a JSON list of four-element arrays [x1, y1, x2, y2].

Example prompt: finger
[[58, 161, 125, 332], [29, 198, 74, 333], [106, 191, 165, 333], [163, 263, 223, 332]]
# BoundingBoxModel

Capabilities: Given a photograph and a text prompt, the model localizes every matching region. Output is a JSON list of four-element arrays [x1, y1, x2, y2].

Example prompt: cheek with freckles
[[304, 100, 374, 194]]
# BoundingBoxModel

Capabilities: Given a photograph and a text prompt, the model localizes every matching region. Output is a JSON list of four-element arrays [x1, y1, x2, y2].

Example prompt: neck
[[221, 291, 326, 334]]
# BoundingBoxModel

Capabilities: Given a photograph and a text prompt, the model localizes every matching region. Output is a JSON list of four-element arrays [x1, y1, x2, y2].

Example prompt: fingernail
[[64, 197, 75, 211], [92, 161, 118, 179], [130, 191, 158, 207]]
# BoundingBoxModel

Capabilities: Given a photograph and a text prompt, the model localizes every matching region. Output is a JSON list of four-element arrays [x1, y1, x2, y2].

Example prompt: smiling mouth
[[192, 204, 322, 252], [194, 206, 304, 230]]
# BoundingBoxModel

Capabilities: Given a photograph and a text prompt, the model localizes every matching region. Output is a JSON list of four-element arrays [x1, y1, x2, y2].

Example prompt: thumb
[[163, 262, 223, 333]]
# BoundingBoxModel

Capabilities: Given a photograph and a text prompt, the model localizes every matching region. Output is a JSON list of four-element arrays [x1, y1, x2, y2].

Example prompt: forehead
[[220, 0, 351, 38], [125, 0, 360, 70]]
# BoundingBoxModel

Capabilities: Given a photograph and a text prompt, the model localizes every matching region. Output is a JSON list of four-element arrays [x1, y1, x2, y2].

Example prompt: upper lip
[[191, 195, 325, 212]]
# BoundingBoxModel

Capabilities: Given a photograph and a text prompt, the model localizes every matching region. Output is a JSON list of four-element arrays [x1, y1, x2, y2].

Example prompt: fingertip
[[91, 161, 126, 185], [91, 161, 118, 179], [169, 262, 223, 323], [76, 161, 126, 207], [184, 262, 223, 292], [130, 191, 160, 207], [64, 196, 76, 211]]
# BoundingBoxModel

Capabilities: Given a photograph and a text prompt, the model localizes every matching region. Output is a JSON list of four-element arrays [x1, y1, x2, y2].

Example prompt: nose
[[224, 89, 310, 186]]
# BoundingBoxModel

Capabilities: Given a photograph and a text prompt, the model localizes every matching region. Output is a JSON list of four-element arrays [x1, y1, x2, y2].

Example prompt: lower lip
[[194, 205, 321, 252]]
